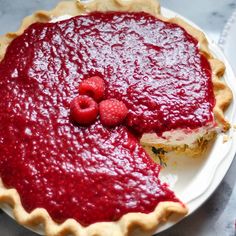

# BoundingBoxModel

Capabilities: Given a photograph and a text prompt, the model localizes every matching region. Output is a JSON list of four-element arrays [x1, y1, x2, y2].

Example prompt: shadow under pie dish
[[0, 0, 233, 235]]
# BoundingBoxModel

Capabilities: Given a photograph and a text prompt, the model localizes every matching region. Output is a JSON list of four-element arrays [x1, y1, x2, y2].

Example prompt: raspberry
[[99, 99, 128, 127], [78, 76, 105, 102], [70, 95, 98, 125]]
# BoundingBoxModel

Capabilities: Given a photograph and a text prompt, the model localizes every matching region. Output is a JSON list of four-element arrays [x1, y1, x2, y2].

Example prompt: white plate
[[155, 7, 236, 234], [1, 7, 236, 236], [219, 10, 236, 74]]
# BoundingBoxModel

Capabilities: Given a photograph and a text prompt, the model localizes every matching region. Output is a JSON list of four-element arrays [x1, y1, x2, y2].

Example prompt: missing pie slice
[[0, 0, 232, 236]]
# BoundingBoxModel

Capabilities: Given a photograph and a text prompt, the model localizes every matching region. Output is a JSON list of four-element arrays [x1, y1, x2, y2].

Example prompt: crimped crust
[[0, 0, 232, 235], [0, 180, 186, 236]]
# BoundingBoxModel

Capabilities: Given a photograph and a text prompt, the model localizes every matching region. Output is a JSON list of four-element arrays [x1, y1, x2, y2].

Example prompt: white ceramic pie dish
[[219, 9, 236, 74], [0, 6, 235, 236], [155, 7, 236, 234]]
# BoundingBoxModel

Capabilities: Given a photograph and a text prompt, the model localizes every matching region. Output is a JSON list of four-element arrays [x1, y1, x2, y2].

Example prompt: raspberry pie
[[0, 0, 232, 235]]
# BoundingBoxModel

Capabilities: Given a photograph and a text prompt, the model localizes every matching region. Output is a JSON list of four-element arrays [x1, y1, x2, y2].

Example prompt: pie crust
[[0, 0, 232, 235]]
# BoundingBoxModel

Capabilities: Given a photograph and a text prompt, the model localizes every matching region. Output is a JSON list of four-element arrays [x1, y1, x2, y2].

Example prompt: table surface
[[0, 0, 236, 235]]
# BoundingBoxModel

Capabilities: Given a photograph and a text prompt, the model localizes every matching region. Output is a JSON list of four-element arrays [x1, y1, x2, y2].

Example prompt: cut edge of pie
[[0, 0, 232, 235]]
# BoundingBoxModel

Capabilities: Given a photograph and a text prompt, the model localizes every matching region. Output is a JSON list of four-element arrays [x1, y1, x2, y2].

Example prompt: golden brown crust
[[0, 0, 232, 235], [0, 177, 186, 236]]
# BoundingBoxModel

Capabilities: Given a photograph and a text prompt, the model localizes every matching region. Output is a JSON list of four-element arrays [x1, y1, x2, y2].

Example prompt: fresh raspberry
[[78, 76, 105, 102], [99, 99, 128, 127], [70, 95, 98, 125]]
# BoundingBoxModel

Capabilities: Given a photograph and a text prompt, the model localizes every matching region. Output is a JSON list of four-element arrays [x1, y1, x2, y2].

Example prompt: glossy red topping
[[99, 99, 128, 127], [0, 121, 178, 225], [70, 95, 98, 125], [0, 12, 214, 225], [79, 76, 105, 102]]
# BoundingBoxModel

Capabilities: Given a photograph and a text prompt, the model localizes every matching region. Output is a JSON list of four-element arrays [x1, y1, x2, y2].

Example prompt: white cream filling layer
[[141, 123, 217, 146]]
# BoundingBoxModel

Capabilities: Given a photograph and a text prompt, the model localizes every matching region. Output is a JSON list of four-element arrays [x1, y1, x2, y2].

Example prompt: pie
[[0, 0, 232, 236]]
